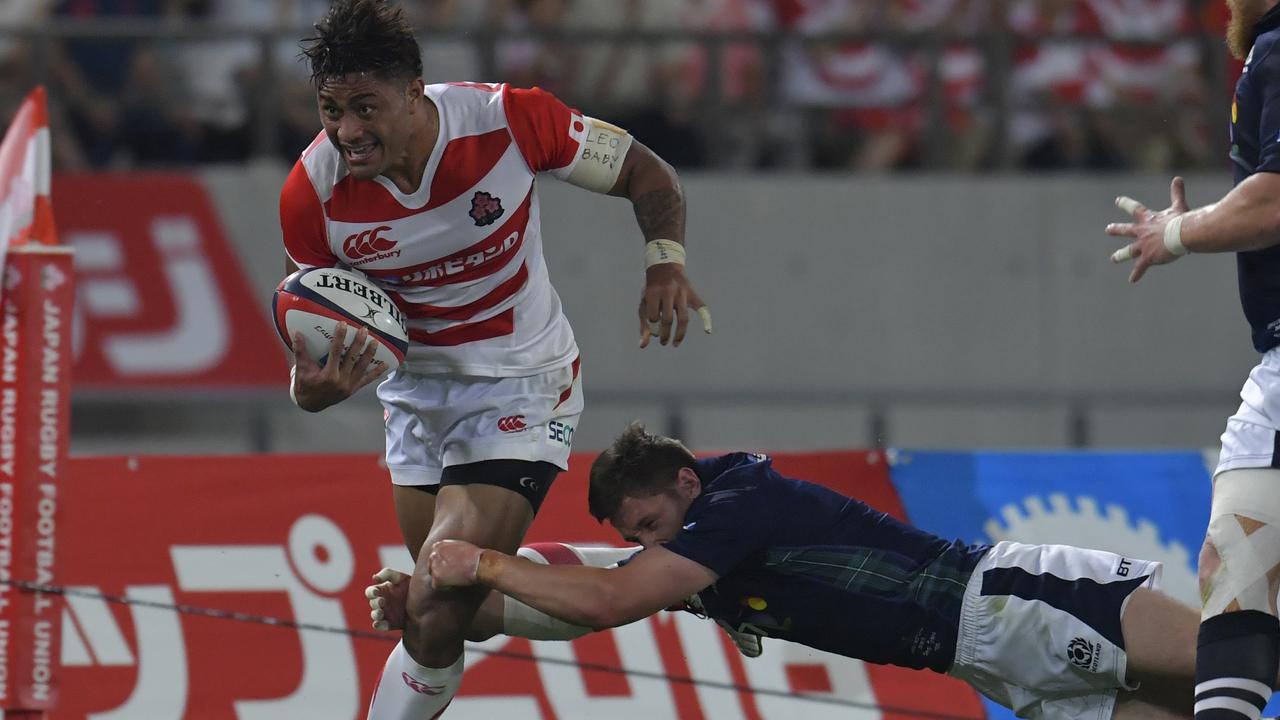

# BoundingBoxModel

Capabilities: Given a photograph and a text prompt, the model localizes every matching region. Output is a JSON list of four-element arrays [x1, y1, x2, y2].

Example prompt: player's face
[[317, 74, 419, 180], [610, 468, 701, 548]]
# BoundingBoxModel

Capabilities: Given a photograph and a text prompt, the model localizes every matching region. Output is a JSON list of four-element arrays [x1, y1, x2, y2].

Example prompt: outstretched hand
[[639, 263, 712, 348], [1105, 176, 1190, 283], [291, 322, 386, 412]]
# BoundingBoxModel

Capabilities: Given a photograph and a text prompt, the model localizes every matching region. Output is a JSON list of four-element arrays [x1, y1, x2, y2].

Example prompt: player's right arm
[[1106, 173, 1280, 282], [279, 159, 380, 412], [430, 540, 717, 629], [1106, 48, 1280, 282]]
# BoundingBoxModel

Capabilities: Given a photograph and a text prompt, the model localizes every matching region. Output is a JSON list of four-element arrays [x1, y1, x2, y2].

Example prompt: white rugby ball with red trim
[[273, 267, 408, 372]]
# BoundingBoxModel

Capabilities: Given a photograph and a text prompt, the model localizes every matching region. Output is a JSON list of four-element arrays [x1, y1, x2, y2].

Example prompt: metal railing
[[0, 19, 1235, 170]]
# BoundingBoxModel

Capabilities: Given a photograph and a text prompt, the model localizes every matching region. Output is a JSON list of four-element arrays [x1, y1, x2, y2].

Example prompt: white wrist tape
[[1164, 214, 1189, 256], [566, 117, 633, 194], [645, 239, 686, 268]]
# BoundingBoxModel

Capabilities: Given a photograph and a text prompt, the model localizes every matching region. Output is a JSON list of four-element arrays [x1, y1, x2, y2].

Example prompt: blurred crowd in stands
[[0, 0, 1236, 172]]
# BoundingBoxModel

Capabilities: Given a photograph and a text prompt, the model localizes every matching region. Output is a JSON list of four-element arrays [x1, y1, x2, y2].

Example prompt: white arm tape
[[289, 364, 300, 406], [645, 239, 686, 268], [565, 117, 633, 194], [1164, 214, 1189, 256]]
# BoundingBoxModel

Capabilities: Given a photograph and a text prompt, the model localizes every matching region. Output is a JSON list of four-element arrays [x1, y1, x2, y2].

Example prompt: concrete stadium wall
[[119, 166, 1249, 455]]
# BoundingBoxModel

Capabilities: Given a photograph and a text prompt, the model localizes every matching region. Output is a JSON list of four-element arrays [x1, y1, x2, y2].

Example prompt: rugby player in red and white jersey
[[279, 1, 710, 717]]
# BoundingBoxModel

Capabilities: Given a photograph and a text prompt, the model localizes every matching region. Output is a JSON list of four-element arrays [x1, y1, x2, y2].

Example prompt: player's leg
[[367, 469, 546, 720], [1194, 467, 1280, 720], [1111, 690, 1192, 720], [949, 541, 1172, 718], [360, 485, 437, 635], [1119, 587, 1198, 677], [1114, 587, 1198, 717], [368, 362, 584, 719], [392, 485, 437, 558], [406, 474, 542, 659]]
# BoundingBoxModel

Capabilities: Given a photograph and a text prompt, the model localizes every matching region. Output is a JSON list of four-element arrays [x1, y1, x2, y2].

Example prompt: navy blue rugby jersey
[[1231, 4, 1280, 352], [662, 453, 990, 673]]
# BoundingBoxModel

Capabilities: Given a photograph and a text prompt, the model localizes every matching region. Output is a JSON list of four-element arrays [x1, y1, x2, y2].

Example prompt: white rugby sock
[[367, 642, 463, 720]]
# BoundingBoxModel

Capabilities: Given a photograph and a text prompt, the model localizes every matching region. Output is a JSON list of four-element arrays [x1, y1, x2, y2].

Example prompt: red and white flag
[[0, 87, 56, 256]]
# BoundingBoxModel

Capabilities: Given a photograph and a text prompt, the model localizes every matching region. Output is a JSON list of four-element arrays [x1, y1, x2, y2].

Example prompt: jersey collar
[[1258, 3, 1280, 37]]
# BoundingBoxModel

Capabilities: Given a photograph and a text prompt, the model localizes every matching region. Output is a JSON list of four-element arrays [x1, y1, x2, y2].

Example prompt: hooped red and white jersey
[[280, 82, 590, 377]]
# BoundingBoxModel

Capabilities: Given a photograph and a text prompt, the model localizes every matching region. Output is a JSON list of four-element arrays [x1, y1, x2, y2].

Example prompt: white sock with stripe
[[367, 642, 463, 720]]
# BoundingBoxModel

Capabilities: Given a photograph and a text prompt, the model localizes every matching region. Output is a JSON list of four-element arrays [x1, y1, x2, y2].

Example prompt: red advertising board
[[51, 450, 984, 719], [51, 174, 286, 390]]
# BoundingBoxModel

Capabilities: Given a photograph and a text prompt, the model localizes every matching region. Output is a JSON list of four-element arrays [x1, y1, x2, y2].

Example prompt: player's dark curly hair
[[588, 422, 698, 523], [301, 0, 423, 86]]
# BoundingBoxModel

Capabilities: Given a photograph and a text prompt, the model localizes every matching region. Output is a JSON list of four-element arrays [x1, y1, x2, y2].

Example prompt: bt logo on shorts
[[548, 420, 574, 447], [498, 415, 527, 433]]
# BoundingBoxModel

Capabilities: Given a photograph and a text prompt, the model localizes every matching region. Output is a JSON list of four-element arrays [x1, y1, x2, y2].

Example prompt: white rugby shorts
[[376, 358, 583, 486], [949, 541, 1162, 720], [1217, 347, 1280, 476]]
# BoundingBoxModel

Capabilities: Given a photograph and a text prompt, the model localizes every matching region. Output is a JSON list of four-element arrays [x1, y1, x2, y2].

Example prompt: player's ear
[[405, 78, 424, 108], [676, 467, 700, 499]]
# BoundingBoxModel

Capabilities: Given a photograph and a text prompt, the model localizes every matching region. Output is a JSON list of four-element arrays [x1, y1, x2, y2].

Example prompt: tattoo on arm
[[632, 188, 685, 242]]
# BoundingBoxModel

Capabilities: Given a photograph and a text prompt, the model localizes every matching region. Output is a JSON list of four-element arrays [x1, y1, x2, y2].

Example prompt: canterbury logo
[[343, 225, 395, 259], [497, 415, 527, 433], [401, 672, 446, 695]]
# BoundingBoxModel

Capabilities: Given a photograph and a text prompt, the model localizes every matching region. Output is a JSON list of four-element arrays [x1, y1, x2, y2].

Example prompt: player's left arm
[[605, 140, 712, 348], [502, 85, 712, 348], [428, 540, 716, 629]]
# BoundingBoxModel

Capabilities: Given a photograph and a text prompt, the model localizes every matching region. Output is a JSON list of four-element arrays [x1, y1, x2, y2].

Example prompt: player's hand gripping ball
[[272, 267, 408, 372]]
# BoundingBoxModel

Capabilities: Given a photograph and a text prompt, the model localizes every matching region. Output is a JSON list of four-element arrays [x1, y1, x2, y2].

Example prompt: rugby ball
[[272, 267, 409, 372]]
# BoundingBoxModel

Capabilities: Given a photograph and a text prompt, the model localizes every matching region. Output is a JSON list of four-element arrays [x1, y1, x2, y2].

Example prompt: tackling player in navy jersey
[[1105, 3, 1280, 719], [426, 423, 1206, 720]]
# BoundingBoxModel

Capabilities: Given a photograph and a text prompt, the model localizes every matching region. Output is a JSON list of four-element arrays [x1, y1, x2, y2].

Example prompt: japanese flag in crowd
[[0, 86, 56, 260]]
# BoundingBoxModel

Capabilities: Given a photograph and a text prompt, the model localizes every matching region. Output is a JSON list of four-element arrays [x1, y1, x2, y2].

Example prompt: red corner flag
[[0, 86, 69, 716], [0, 87, 56, 251]]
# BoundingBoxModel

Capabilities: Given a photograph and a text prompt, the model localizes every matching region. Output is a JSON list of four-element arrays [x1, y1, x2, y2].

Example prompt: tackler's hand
[[365, 567, 410, 632], [639, 263, 712, 349], [428, 540, 484, 588], [1105, 176, 1191, 283]]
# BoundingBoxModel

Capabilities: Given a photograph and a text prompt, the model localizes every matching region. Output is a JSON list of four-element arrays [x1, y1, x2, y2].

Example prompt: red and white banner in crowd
[[0, 248, 72, 712], [52, 451, 984, 719], [51, 175, 286, 389]]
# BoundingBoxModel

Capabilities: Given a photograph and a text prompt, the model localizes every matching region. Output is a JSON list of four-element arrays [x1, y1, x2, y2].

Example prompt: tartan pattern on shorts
[[762, 545, 978, 610]]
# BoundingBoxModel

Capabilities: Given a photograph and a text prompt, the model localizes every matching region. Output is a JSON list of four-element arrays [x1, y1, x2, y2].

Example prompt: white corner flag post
[[0, 86, 73, 720]]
